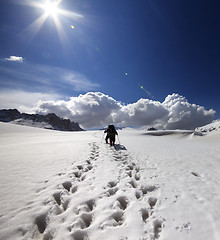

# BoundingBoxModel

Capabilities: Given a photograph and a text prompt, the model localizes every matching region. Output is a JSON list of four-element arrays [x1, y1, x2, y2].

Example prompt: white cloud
[[63, 73, 100, 91], [35, 92, 121, 128], [162, 93, 215, 130], [114, 98, 169, 127], [5, 56, 24, 62], [33, 92, 215, 129], [0, 89, 215, 129]]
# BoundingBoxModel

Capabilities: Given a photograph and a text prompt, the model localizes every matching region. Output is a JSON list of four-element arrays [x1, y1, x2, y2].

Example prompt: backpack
[[108, 125, 116, 137]]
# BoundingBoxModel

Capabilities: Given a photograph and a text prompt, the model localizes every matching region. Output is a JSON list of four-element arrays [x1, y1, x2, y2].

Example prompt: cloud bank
[[34, 92, 215, 129]]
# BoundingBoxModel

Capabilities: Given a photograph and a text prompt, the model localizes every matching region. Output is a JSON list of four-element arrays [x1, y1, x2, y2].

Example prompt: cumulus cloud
[[162, 93, 215, 129], [34, 92, 215, 129], [113, 98, 169, 127], [35, 92, 121, 128], [5, 56, 24, 62]]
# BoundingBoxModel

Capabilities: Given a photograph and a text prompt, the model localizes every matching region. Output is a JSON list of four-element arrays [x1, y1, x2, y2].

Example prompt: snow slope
[[195, 119, 220, 135], [0, 122, 220, 240]]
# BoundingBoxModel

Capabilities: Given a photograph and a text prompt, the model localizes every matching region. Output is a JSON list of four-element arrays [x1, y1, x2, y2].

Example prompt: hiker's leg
[[112, 136, 116, 145]]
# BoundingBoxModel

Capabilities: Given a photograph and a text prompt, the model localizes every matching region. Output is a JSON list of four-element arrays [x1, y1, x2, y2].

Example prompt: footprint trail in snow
[[31, 142, 163, 240]]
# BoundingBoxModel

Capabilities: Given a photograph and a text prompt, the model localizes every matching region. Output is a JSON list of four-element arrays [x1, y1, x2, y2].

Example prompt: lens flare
[[138, 83, 160, 103]]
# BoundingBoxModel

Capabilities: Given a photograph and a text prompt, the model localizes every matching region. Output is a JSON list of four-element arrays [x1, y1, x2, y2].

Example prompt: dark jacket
[[105, 125, 118, 138]]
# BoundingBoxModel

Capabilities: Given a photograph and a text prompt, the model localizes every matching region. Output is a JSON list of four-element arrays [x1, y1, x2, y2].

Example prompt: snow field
[[0, 122, 220, 240], [120, 129, 220, 240]]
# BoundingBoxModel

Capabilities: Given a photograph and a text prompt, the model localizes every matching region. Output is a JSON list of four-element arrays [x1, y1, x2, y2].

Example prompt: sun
[[43, 0, 59, 17], [20, 0, 84, 44]]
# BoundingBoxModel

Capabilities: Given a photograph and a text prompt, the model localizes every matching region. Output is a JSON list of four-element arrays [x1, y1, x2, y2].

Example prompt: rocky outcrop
[[0, 109, 84, 131]]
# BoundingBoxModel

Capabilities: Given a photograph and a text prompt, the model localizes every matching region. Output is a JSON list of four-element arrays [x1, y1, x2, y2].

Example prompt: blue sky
[[0, 0, 219, 128]]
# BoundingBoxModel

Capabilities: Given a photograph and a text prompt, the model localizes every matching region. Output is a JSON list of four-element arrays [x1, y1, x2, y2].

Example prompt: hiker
[[104, 125, 118, 146]]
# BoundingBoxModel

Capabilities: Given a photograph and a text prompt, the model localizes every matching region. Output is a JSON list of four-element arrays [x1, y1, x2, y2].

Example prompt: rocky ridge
[[0, 109, 84, 131]]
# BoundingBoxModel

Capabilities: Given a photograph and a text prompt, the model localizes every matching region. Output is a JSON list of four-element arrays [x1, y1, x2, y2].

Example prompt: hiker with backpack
[[104, 125, 118, 146]]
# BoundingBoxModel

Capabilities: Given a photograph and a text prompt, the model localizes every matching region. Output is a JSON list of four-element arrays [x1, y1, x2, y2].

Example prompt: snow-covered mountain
[[0, 109, 83, 131], [195, 119, 220, 134], [144, 120, 220, 136], [0, 121, 219, 240]]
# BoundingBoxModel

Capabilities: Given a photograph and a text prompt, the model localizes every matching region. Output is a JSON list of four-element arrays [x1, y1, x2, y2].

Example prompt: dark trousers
[[105, 135, 116, 145], [110, 136, 115, 145]]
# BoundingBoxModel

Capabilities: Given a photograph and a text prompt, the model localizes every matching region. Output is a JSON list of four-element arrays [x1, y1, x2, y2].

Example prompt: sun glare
[[20, 0, 84, 45], [43, 1, 59, 17]]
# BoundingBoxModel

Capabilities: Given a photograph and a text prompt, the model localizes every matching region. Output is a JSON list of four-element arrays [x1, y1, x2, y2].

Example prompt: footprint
[[62, 181, 72, 192], [153, 219, 162, 239], [81, 175, 86, 181], [108, 181, 117, 188], [35, 212, 47, 234], [111, 211, 124, 226], [126, 170, 132, 178], [62, 199, 69, 211], [116, 196, 129, 210], [100, 210, 124, 229], [135, 166, 140, 172], [80, 213, 93, 228], [71, 186, 78, 194], [71, 230, 89, 240], [87, 165, 93, 171], [129, 179, 137, 188], [126, 165, 134, 171], [53, 192, 61, 205], [76, 200, 95, 215], [77, 165, 83, 170], [140, 208, 149, 223], [73, 171, 82, 179], [106, 187, 119, 197], [141, 185, 156, 195], [148, 197, 157, 209], [134, 173, 141, 181], [191, 172, 201, 177], [135, 190, 141, 200], [85, 199, 96, 212]]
